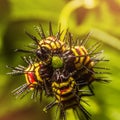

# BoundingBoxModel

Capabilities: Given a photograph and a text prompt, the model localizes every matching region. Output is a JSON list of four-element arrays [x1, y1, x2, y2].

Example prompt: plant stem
[[58, 0, 97, 41], [66, 108, 79, 120], [92, 28, 120, 51]]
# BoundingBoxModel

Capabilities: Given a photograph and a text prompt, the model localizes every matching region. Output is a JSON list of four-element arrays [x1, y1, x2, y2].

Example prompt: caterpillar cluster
[[8, 23, 109, 120]]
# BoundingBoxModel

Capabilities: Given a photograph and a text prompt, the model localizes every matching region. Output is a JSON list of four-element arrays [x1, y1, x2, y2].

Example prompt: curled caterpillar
[[8, 23, 110, 120]]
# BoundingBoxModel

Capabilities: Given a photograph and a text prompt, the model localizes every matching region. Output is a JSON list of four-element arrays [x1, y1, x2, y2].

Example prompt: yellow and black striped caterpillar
[[43, 68, 92, 120], [16, 23, 66, 64], [7, 56, 53, 99], [8, 23, 109, 120], [62, 32, 109, 93]]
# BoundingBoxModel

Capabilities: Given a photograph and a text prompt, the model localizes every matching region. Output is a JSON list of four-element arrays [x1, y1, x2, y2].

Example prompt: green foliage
[[0, 0, 120, 120]]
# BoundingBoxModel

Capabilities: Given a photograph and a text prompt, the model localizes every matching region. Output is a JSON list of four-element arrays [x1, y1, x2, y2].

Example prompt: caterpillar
[[62, 32, 109, 94], [7, 56, 53, 99], [8, 23, 109, 120], [16, 22, 66, 64], [43, 68, 92, 120]]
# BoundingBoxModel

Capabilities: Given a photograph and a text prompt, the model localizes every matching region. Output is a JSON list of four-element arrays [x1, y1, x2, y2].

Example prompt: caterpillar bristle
[[79, 105, 91, 120], [21, 56, 33, 65], [89, 42, 102, 55], [63, 28, 69, 43], [49, 22, 53, 36], [87, 41, 101, 52], [25, 31, 40, 46], [68, 32, 72, 50], [39, 24, 46, 39], [95, 71, 111, 74], [31, 86, 39, 100], [6, 65, 25, 75], [93, 66, 110, 70], [80, 32, 92, 46], [14, 49, 34, 53], [95, 78, 110, 83], [43, 100, 56, 112], [12, 83, 29, 97]]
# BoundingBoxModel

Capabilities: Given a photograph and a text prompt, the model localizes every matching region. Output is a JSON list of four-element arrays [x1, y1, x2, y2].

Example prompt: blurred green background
[[0, 0, 120, 120]]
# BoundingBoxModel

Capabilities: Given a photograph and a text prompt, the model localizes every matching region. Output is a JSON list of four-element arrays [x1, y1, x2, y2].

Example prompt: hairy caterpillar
[[8, 23, 109, 120]]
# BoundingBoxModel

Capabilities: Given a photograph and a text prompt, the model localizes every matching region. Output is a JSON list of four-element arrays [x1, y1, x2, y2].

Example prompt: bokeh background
[[0, 0, 120, 120]]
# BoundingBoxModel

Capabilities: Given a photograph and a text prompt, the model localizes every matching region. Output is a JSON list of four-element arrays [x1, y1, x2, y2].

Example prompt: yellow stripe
[[25, 64, 34, 72], [73, 46, 85, 69], [55, 94, 74, 101], [53, 86, 74, 95], [25, 65, 34, 85], [34, 62, 43, 82], [51, 42, 57, 49], [25, 62, 43, 85], [81, 46, 88, 54], [37, 38, 66, 54], [52, 88, 61, 94], [25, 74, 29, 85], [52, 77, 74, 88], [46, 37, 65, 51], [88, 61, 95, 68], [81, 46, 90, 65], [46, 36, 56, 41], [52, 77, 75, 95], [62, 46, 66, 52], [55, 41, 61, 49], [35, 66, 43, 83], [52, 81, 69, 88], [76, 46, 85, 63], [72, 48, 79, 63], [84, 56, 90, 65], [43, 44, 51, 50]]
